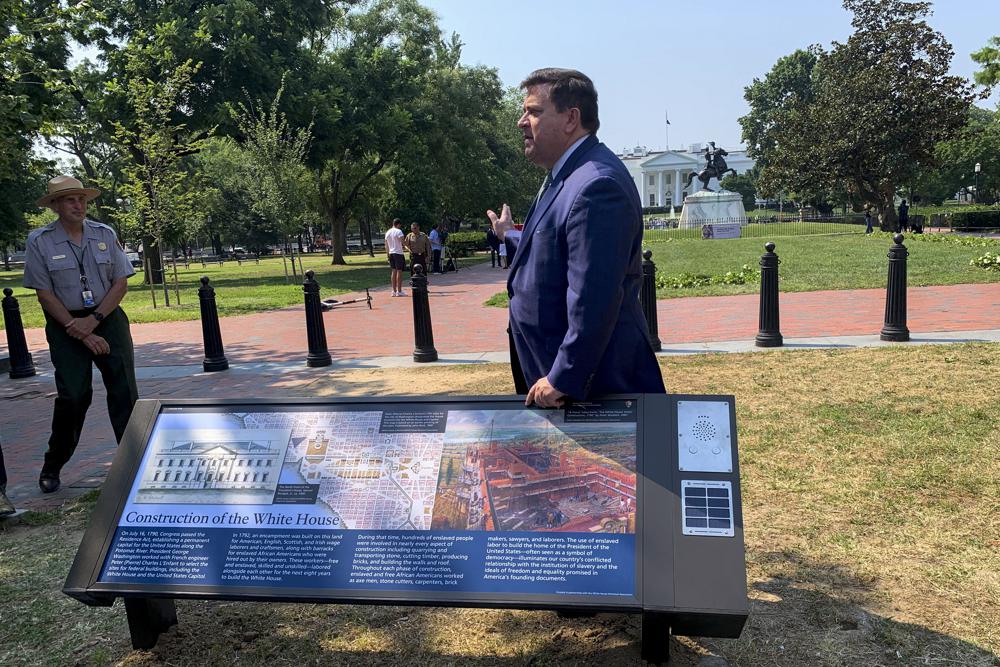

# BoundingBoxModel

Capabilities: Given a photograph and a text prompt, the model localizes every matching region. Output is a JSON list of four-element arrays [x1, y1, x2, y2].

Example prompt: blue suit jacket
[[507, 135, 666, 399]]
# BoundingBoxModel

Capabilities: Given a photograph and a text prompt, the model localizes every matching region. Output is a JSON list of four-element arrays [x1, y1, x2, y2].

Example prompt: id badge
[[81, 290, 96, 308]]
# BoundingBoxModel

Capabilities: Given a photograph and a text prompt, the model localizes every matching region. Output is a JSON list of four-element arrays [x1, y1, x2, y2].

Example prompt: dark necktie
[[523, 171, 553, 229], [536, 171, 553, 204]]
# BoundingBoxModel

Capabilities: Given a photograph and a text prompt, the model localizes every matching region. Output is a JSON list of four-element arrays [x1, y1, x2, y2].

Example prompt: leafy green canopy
[[4, 0, 539, 263], [740, 0, 975, 221], [971, 36, 1000, 90]]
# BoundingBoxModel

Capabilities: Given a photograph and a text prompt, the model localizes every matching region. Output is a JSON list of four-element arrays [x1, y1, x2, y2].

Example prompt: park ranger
[[23, 176, 138, 493]]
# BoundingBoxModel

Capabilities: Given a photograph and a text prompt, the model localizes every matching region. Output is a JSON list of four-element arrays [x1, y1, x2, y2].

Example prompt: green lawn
[[643, 221, 868, 242], [483, 231, 999, 306], [646, 231, 1000, 298], [1, 345, 997, 666], [0, 253, 398, 330]]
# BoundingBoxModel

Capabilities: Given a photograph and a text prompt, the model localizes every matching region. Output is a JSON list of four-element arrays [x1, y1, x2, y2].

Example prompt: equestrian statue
[[685, 141, 737, 192]]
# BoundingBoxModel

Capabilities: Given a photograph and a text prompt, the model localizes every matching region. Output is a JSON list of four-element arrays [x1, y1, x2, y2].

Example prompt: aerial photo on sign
[[431, 409, 636, 534]]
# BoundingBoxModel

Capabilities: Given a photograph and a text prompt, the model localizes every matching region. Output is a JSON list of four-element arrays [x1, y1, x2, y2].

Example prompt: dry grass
[[1, 344, 997, 666]]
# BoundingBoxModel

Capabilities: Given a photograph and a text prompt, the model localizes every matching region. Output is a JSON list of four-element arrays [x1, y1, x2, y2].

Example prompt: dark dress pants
[[410, 253, 427, 274], [432, 249, 442, 273], [507, 325, 530, 394], [43, 307, 138, 473]]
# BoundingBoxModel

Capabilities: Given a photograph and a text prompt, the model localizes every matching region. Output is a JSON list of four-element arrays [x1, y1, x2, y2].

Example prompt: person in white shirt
[[384, 218, 406, 296]]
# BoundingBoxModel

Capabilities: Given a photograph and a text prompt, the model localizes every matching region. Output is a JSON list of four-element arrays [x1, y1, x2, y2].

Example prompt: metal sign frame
[[64, 394, 748, 659]]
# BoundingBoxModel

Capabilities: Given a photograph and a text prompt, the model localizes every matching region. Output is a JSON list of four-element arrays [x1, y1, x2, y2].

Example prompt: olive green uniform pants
[[43, 307, 138, 473]]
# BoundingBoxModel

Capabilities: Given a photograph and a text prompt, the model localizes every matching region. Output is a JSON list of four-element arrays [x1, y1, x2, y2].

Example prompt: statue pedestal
[[678, 190, 747, 229]]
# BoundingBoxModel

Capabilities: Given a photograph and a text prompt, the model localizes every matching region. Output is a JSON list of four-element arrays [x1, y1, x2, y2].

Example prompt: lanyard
[[69, 242, 90, 288]]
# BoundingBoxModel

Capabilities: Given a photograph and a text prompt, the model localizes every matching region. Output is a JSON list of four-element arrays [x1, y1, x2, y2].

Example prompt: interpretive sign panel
[[66, 394, 747, 657], [701, 223, 742, 239], [73, 398, 641, 605]]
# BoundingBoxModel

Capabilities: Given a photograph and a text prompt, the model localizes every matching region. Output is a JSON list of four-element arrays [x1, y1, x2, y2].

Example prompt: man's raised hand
[[486, 203, 513, 241]]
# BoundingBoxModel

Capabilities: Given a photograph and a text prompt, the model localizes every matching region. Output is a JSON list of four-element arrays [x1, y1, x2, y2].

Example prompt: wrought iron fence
[[642, 214, 868, 241]]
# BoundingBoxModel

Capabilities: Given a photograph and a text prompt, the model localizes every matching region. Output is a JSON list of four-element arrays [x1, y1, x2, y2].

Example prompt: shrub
[[446, 231, 488, 256], [655, 264, 760, 289], [871, 232, 998, 248], [942, 210, 1000, 230], [971, 251, 1000, 271]]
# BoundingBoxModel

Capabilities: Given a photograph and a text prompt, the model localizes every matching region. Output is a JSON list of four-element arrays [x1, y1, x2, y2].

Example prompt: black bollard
[[640, 249, 662, 351], [410, 264, 438, 362], [303, 270, 332, 367], [2, 288, 36, 378], [755, 242, 783, 347], [198, 277, 229, 372], [880, 233, 910, 342]]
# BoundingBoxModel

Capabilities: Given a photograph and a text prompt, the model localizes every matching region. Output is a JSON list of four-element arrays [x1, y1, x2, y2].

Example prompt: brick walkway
[[3, 259, 999, 511], [18, 262, 1000, 364]]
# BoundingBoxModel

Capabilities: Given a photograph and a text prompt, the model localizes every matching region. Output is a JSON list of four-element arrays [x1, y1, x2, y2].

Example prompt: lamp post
[[974, 162, 981, 204]]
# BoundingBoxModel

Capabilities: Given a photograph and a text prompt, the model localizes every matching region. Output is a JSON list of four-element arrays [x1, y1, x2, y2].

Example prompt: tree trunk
[[159, 242, 171, 307], [211, 234, 223, 257], [171, 247, 181, 305], [329, 215, 347, 265], [144, 234, 164, 286]]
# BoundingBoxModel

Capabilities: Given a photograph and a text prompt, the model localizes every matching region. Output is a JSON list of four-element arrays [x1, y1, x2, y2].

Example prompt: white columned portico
[[657, 172, 665, 207], [641, 171, 648, 205], [673, 170, 682, 205]]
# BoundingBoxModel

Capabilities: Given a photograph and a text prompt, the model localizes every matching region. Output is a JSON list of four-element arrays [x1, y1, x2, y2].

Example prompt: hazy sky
[[421, 0, 999, 153]]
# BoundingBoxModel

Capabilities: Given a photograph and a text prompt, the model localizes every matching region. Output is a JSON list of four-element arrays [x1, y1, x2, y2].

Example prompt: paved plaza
[[2, 260, 999, 511]]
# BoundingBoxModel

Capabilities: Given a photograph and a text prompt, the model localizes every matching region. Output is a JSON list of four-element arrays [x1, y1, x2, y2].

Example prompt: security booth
[[65, 394, 747, 665]]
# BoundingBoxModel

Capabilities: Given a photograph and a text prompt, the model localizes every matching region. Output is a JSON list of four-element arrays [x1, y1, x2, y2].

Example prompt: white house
[[143, 438, 282, 491], [618, 143, 755, 208]]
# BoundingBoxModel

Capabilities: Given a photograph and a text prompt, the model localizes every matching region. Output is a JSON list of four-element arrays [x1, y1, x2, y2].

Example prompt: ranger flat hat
[[36, 175, 101, 208]]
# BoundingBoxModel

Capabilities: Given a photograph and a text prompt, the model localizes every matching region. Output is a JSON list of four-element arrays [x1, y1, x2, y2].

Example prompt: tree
[[34, 0, 350, 244], [113, 49, 212, 305], [740, 48, 819, 179], [228, 76, 315, 277], [398, 61, 540, 228], [195, 137, 274, 253], [312, 0, 441, 264], [720, 171, 758, 211], [971, 36, 1000, 90], [740, 0, 974, 227], [913, 106, 1000, 204], [0, 0, 70, 252]]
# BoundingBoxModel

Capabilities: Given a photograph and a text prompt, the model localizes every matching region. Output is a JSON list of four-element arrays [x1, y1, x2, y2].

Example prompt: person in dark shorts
[[384, 218, 406, 296]]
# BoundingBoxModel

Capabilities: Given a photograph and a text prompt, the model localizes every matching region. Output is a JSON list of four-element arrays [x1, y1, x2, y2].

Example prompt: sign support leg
[[641, 611, 671, 665], [124, 597, 178, 649]]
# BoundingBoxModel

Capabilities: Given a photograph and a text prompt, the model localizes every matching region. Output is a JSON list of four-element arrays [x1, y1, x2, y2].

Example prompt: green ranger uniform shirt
[[23, 219, 135, 311]]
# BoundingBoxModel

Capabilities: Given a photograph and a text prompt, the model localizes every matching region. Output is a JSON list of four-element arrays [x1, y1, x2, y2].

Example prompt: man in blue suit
[[488, 68, 665, 408]]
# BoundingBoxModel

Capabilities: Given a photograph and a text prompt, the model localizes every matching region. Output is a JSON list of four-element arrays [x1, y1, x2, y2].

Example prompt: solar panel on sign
[[681, 480, 734, 537]]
